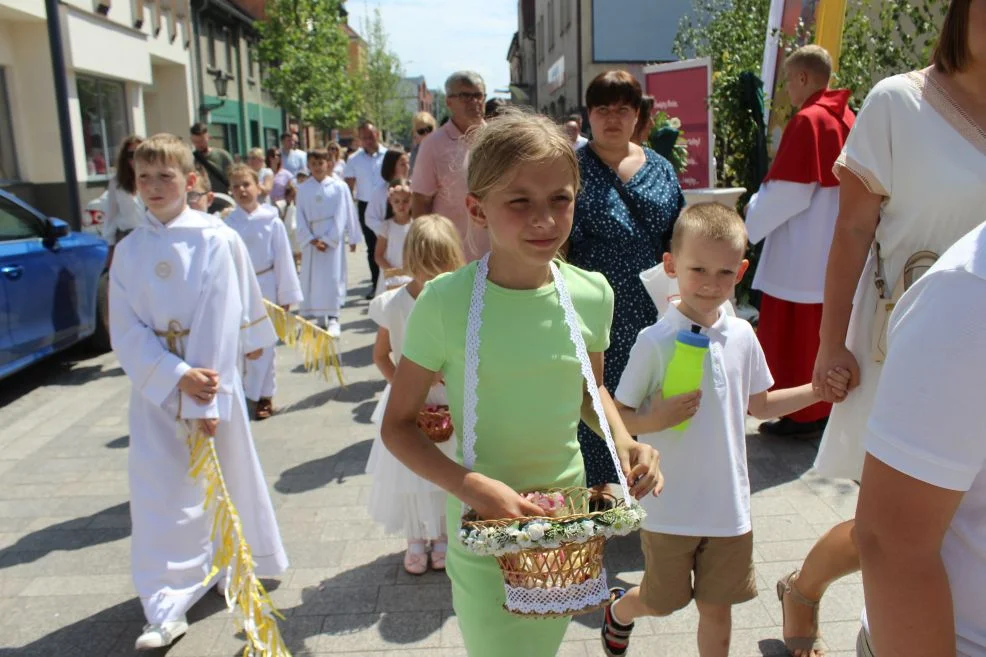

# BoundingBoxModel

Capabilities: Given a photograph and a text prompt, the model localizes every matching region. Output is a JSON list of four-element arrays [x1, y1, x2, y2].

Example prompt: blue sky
[[345, 0, 515, 99]]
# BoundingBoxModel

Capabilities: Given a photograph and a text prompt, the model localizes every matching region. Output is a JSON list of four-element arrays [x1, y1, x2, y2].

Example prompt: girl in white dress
[[101, 135, 145, 247], [366, 214, 465, 574], [373, 179, 415, 296], [779, 9, 986, 651]]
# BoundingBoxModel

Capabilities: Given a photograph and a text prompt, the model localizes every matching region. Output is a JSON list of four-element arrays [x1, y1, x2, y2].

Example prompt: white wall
[[144, 61, 192, 138], [7, 20, 62, 182]]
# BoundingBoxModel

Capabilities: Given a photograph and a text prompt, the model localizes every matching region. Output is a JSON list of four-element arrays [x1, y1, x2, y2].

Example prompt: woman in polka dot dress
[[567, 70, 684, 487]]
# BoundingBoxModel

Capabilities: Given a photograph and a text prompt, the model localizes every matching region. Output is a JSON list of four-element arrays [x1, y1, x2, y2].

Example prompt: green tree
[[673, 0, 946, 304], [359, 8, 409, 142], [256, 0, 361, 134], [837, 0, 947, 110], [673, 0, 770, 195], [431, 89, 448, 123]]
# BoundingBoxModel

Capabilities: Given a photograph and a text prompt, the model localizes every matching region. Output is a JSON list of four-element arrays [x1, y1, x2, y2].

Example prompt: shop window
[[77, 75, 129, 179]]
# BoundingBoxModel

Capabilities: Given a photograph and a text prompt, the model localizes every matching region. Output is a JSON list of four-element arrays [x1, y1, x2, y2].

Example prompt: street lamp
[[200, 69, 230, 114]]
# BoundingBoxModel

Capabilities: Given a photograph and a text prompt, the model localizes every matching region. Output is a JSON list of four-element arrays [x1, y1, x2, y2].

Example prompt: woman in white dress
[[366, 215, 465, 574], [101, 135, 145, 248], [777, 3, 986, 653]]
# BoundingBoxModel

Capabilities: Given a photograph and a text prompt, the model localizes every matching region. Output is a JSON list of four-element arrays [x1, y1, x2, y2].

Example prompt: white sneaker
[[326, 317, 341, 339], [134, 618, 188, 651]]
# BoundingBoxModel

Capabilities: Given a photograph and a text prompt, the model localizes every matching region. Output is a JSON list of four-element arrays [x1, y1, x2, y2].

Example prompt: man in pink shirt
[[411, 71, 489, 261]]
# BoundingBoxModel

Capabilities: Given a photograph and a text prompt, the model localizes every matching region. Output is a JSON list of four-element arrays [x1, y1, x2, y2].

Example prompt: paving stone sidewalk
[[0, 250, 862, 656]]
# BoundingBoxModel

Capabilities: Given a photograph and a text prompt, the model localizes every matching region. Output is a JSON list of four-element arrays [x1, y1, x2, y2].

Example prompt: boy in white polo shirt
[[601, 203, 850, 657]]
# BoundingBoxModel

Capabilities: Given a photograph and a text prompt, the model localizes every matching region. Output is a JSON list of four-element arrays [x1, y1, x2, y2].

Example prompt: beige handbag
[[871, 243, 938, 363]]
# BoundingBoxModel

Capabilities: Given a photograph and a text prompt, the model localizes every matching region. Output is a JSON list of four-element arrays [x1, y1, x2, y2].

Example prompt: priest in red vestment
[[746, 45, 856, 437]]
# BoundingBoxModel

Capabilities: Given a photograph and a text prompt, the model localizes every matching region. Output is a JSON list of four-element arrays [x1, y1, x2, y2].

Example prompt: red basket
[[417, 405, 453, 443]]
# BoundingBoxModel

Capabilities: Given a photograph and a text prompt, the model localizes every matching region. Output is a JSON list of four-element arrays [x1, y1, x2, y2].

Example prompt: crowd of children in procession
[[111, 89, 873, 657]]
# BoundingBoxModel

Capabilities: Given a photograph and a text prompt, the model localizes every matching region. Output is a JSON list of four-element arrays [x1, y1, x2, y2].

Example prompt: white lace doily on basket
[[461, 255, 632, 615]]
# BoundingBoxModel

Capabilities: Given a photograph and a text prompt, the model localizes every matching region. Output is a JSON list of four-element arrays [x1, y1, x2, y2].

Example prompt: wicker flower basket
[[461, 487, 639, 617], [417, 405, 453, 443]]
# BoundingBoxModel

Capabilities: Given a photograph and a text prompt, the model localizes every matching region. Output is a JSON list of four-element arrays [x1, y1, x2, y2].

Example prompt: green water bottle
[[662, 325, 709, 432]]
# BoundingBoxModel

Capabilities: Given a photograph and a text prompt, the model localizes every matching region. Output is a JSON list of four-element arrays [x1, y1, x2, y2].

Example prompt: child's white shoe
[[134, 617, 188, 650], [326, 317, 341, 339]]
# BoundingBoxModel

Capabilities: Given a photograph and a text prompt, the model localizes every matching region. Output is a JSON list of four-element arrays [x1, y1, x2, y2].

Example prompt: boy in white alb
[[600, 203, 849, 657], [110, 135, 288, 651], [226, 164, 303, 419], [296, 148, 357, 338], [188, 169, 276, 365]]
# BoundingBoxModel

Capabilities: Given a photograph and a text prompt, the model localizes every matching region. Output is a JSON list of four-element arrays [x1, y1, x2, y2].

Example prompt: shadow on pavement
[[0, 345, 122, 409], [274, 439, 372, 493], [0, 579, 243, 657], [343, 317, 378, 335], [281, 379, 386, 415], [338, 344, 373, 369], [747, 431, 826, 495], [276, 555, 447, 655], [0, 502, 131, 569], [351, 399, 377, 425], [106, 435, 129, 449]]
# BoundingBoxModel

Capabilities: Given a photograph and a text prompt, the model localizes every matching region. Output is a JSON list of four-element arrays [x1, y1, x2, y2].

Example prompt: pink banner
[[643, 59, 713, 189]]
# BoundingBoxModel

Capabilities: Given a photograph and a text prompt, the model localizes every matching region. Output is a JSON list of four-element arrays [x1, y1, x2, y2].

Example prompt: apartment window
[[76, 75, 129, 178], [210, 122, 238, 154], [0, 69, 18, 182], [207, 23, 216, 68], [223, 29, 233, 74], [548, 0, 554, 52], [247, 41, 256, 79]]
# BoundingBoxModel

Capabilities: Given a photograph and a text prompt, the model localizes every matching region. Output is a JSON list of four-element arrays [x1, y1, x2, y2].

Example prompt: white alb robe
[[339, 194, 364, 303], [296, 175, 355, 320], [203, 212, 277, 357], [110, 209, 288, 625], [746, 181, 840, 304], [226, 205, 303, 400]]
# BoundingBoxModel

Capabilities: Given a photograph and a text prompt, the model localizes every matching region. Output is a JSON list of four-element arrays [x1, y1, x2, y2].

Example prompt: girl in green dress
[[381, 110, 665, 656]]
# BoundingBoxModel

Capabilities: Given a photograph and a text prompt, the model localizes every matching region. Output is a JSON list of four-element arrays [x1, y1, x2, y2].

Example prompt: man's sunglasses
[[416, 126, 434, 136], [448, 92, 485, 101]]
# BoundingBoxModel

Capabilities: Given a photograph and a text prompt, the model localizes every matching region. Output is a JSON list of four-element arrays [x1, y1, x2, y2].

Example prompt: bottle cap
[[676, 329, 710, 348]]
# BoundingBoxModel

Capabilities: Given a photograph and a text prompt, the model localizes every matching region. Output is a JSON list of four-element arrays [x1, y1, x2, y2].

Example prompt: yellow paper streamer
[[263, 300, 345, 386], [187, 428, 291, 657]]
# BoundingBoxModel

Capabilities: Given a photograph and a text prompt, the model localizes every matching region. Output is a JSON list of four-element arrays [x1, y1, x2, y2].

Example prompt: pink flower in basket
[[523, 491, 566, 518], [423, 405, 452, 431]]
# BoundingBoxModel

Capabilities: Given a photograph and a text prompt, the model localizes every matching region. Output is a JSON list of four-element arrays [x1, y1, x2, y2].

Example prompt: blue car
[[0, 189, 110, 380]]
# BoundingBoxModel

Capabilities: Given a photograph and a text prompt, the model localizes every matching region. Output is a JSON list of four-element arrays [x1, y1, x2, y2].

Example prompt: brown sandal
[[255, 397, 274, 420], [776, 570, 825, 656]]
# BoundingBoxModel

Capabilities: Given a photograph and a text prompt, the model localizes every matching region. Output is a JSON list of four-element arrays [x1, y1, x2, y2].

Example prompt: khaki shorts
[[638, 530, 757, 615]]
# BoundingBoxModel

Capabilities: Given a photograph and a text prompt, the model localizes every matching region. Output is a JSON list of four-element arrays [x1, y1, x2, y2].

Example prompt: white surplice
[[296, 175, 355, 321], [746, 181, 839, 304], [226, 205, 303, 400], [202, 212, 278, 357], [339, 194, 364, 303], [109, 208, 288, 625]]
